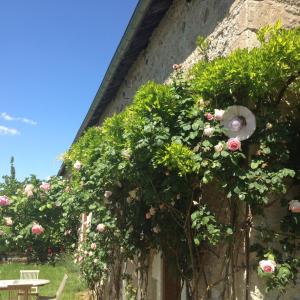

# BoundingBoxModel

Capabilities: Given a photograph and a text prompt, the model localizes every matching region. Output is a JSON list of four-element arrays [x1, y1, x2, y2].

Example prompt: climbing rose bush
[[0, 23, 298, 298], [0, 175, 80, 262], [63, 24, 300, 298]]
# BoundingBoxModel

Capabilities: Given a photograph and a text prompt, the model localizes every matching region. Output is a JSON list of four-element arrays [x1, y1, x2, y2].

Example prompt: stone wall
[[98, 0, 300, 124], [96, 0, 300, 299]]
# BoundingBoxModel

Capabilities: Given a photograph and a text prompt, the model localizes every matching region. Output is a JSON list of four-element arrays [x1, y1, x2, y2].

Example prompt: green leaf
[[221, 151, 229, 157], [194, 238, 200, 246], [226, 228, 233, 235]]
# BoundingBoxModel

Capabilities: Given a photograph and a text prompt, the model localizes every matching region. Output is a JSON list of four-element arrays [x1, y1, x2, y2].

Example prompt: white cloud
[[0, 112, 37, 125], [0, 126, 20, 135], [1, 113, 13, 121]]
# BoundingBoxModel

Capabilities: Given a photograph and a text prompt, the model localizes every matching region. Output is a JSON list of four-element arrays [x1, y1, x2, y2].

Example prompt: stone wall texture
[[98, 0, 300, 125], [96, 0, 300, 299]]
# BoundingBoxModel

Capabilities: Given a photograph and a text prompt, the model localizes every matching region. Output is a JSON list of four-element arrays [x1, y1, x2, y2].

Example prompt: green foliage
[[154, 142, 199, 175], [62, 24, 300, 296], [190, 21, 300, 107], [66, 126, 103, 167], [196, 36, 210, 59], [0, 174, 79, 262], [191, 205, 222, 246]]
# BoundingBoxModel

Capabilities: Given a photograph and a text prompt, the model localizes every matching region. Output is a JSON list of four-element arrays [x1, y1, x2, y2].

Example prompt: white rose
[[73, 160, 82, 170], [96, 223, 106, 233], [214, 142, 223, 152], [153, 226, 161, 234], [214, 109, 225, 121], [4, 217, 13, 226], [289, 200, 300, 213], [128, 189, 138, 199], [149, 207, 156, 216], [203, 126, 214, 137], [266, 123, 273, 130], [104, 191, 112, 198], [24, 184, 34, 197]]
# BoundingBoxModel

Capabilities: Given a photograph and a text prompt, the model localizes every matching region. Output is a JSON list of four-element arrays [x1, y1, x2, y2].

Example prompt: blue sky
[[0, 0, 138, 180]]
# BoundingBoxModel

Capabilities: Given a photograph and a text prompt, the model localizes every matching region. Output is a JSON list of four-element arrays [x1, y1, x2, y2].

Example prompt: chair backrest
[[55, 274, 68, 300], [20, 270, 40, 280]]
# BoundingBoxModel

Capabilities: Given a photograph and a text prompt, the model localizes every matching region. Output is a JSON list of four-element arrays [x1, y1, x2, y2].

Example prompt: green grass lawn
[[0, 255, 88, 300]]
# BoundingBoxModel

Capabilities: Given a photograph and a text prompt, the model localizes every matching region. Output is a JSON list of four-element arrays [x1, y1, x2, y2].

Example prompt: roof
[[59, 0, 173, 175]]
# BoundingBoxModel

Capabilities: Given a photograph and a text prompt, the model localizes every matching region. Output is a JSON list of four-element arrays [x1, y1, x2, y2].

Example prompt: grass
[[0, 255, 88, 300]]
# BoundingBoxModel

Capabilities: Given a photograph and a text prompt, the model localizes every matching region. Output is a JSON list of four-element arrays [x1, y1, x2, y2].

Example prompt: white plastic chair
[[20, 270, 40, 298]]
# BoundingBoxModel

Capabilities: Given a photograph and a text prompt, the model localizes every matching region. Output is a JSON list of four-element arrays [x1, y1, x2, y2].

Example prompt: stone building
[[62, 0, 300, 299]]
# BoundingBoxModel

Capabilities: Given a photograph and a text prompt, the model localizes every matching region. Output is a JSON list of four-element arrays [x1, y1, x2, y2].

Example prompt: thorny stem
[[275, 71, 300, 105], [252, 226, 300, 239], [245, 204, 252, 300]]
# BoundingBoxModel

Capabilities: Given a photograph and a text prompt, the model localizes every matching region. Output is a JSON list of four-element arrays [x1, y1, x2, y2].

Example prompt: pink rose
[[91, 243, 97, 250], [31, 224, 44, 235], [206, 113, 214, 121], [40, 182, 50, 192], [0, 196, 9, 206], [96, 223, 106, 233], [104, 191, 112, 198], [145, 212, 151, 219], [73, 160, 82, 170], [259, 259, 276, 273], [4, 217, 13, 226], [226, 138, 241, 152]]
